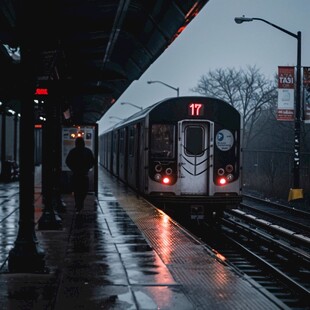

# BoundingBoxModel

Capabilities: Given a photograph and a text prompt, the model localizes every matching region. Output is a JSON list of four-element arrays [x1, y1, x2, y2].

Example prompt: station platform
[[0, 165, 288, 309]]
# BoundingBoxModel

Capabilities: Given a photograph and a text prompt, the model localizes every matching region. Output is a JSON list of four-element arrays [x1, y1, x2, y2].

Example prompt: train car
[[99, 96, 242, 221]]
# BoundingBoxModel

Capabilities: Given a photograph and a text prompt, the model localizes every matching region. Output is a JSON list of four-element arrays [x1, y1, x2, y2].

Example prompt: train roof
[[101, 97, 173, 134], [101, 96, 235, 134]]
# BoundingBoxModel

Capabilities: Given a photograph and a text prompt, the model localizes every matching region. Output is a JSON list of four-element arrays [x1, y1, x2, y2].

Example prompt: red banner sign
[[303, 67, 310, 86], [304, 67, 310, 123], [277, 66, 295, 121], [278, 66, 295, 88]]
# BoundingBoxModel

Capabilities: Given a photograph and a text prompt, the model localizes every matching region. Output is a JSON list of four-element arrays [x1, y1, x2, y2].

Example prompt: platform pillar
[[38, 84, 62, 230], [8, 45, 46, 273]]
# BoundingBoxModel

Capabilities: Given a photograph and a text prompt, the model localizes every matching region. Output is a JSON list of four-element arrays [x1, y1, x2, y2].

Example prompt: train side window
[[128, 126, 135, 156], [150, 124, 175, 158], [113, 131, 118, 152], [119, 130, 124, 155], [185, 126, 204, 156]]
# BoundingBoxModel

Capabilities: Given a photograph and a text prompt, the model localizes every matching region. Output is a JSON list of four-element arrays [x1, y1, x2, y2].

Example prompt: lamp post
[[147, 80, 179, 97], [235, 16, 302, 197], [120, 102, 143, 111]]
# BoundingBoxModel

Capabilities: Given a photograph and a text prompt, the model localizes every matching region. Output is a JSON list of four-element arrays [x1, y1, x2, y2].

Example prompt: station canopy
[[0, 0, 209, 124]]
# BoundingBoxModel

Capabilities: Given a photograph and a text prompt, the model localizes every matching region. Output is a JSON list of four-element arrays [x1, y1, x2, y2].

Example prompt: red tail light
[[162, 177, 171, 184], [218, 177, 227, 185]]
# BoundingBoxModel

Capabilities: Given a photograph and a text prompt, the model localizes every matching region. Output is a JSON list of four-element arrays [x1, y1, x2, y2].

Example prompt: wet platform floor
[[0, 166, 288, 309]]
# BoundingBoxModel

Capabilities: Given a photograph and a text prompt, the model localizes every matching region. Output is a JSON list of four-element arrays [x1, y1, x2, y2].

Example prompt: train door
[[127, 124, 137, 189], [112, 130, 119, 176], [138, 122, 145, 193], [135, 122, 141, 191], [178, 121, 211, 195], [118, 128, 126, 181]]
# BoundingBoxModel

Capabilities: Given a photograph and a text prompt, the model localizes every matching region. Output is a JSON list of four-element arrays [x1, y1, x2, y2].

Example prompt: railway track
[[218, 215, 309, 309], [241, 194, 310, 237], [1, 179, 309, 309], [163, 195, 310, 309], [180, 216, 310, 309]]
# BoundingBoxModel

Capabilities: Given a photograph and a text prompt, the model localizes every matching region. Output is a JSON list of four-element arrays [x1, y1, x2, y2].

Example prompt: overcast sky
[[98, 0, 310, 133]]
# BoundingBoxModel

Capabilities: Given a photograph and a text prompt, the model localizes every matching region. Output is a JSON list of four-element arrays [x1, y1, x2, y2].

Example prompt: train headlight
[[217, 168, 225, 176], [165, 167, 173, 175], [162, 177, 171, 184], [155, 164, 162, 172], [154, 173, 162, 182], [226, 164, 234, 173], [227, 174, 234, 181]]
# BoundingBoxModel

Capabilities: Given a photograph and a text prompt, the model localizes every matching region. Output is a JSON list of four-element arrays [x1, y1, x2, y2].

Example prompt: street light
[[147, 80, 179, 97], [120, 102, 143, 111], [235, 16, 303, 200]]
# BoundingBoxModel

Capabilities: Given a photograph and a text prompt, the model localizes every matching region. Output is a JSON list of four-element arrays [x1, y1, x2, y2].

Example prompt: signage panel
[[277, 66, 295, 121]]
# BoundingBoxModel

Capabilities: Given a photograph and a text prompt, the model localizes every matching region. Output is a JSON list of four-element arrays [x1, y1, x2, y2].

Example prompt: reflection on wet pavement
[[0, 166, 191, 309], [0, 165, 280, 310]]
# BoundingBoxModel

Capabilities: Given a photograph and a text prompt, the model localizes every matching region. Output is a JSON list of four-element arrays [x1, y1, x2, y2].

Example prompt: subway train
[[99, 96, 242, 220]]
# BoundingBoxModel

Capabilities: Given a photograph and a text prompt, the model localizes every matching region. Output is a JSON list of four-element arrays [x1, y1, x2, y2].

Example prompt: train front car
[[146, 96, 242, 220]]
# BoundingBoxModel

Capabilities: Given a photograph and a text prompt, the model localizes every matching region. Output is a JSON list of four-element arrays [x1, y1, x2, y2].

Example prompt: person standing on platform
[[65, 137, 95, 213]]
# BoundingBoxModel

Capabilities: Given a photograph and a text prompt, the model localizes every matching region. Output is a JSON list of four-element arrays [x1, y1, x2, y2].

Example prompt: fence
[[242, 149, 310, 207]]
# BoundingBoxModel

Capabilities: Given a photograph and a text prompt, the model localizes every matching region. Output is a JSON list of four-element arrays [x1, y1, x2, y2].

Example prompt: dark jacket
[[66, 142, 95, 176]]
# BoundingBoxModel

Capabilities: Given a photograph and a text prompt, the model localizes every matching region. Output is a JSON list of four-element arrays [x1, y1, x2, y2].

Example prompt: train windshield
[[185, 125, 204, 156], [151, 124, 175, 158]]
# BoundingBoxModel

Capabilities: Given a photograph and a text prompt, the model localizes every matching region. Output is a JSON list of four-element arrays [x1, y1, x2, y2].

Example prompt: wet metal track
[[0, 166, 289, 309]]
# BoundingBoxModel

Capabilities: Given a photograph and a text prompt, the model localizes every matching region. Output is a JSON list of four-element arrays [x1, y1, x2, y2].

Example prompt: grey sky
[[98, 0, 310, 133]]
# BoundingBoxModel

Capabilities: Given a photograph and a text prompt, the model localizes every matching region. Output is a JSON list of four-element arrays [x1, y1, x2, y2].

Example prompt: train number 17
[[188, 103, 203, 116]]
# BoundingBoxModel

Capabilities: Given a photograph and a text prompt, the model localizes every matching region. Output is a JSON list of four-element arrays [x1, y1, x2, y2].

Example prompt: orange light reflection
[[157, 209, 173, 262]]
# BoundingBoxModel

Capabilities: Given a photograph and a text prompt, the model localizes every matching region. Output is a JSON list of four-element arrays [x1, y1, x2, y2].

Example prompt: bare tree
[[190, 66, 277, 147]]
